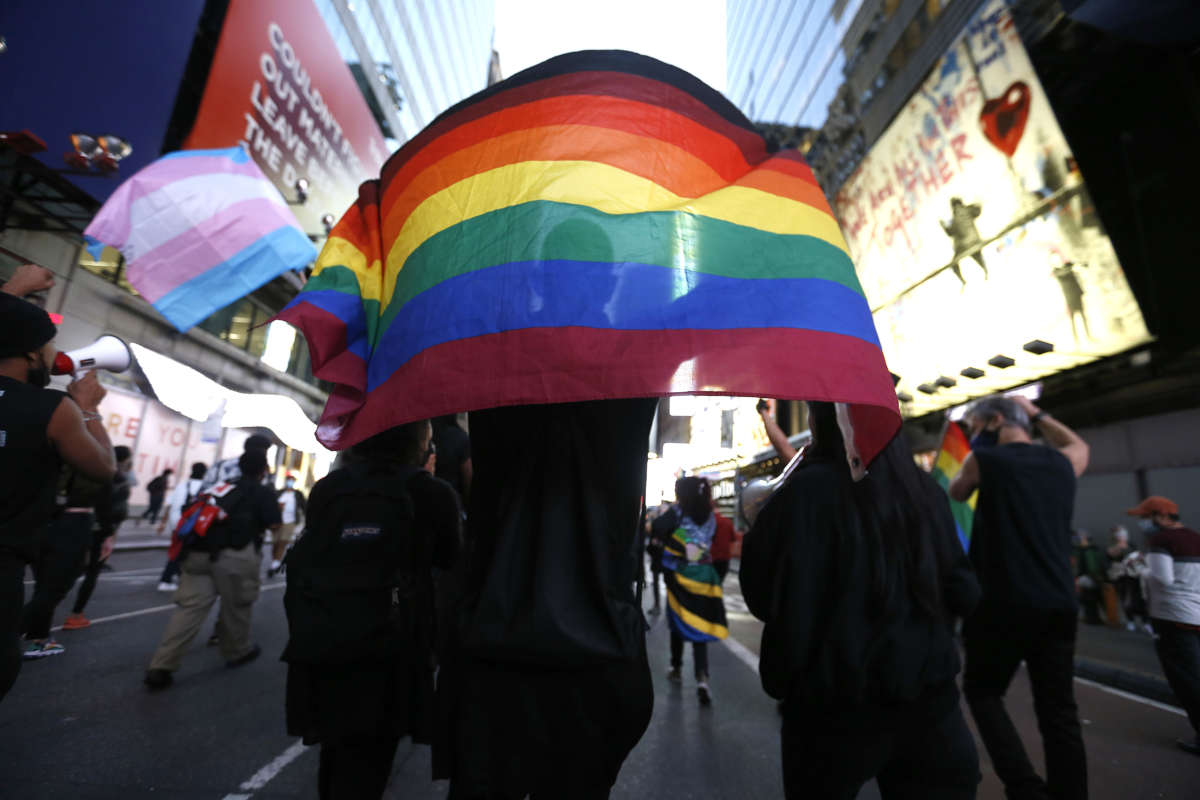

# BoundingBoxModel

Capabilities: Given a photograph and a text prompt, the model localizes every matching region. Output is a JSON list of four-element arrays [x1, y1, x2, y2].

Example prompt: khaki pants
[[149, 545, 261, 671], [272, 522, 297, 562]]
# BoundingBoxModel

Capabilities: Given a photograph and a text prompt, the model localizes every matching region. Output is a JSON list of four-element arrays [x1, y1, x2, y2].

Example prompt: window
[[77, 244, 136, 295]]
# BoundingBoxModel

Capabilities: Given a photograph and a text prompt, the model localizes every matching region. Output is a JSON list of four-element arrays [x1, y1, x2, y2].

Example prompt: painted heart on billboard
[[979, 81, 1030, 157]]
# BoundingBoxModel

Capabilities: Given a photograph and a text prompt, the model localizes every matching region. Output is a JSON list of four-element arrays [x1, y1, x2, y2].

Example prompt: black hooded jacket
[[740, 456, 980, 727]]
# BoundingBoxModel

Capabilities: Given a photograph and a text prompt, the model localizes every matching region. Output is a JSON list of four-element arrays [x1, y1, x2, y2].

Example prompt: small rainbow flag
[[932, 420, 977, 550], [278, 50, 900, 459], [85, 146, 316, 332]]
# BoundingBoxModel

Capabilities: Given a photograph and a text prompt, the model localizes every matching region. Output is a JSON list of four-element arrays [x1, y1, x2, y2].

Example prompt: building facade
[[1, 0, 496, 502], [721, 0, 1200, 532]]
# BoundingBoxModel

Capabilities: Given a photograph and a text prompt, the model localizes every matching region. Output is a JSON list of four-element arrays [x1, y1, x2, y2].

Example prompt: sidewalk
[[112, 518, 281, 551], [112, 518, 170, 551], [1074, 620, 1177, 706]]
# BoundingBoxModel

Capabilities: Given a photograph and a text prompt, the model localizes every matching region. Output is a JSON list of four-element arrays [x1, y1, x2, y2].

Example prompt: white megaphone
[[739, 446, 806, 527], [51, 335, 133, 376]]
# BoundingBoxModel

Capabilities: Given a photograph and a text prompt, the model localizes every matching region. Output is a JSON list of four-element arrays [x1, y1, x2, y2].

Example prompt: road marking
[[49, 583, 285, 632], [722, 633, 760, 672], [721, 625, 1188, 720], [221, 740, 309, 798], [1073, 676, 1187, 717]]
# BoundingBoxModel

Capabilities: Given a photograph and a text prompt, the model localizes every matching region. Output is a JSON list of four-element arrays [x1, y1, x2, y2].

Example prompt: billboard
[[832, 0, 1150, 417], [184, 0, 389, 234], [2, 0, 206, 203]]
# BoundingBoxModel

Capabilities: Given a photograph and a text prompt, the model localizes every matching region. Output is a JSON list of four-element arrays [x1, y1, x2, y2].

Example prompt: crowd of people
[[3, 263, 1199, 800]]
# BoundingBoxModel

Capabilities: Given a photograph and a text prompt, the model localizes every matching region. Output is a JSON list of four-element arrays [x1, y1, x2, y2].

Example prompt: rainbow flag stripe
[[278, 51, 900, 455], [932, 421, 977, 550]]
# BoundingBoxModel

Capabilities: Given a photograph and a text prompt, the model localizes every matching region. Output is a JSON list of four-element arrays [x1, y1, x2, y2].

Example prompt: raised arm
[[1013, 396, 1089, 477], [758, 400, 797, 462], [47, 373, 115, 481]]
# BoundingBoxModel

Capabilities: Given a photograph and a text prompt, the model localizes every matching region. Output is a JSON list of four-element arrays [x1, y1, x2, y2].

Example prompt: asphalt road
[[2, 551, 1196, 798]]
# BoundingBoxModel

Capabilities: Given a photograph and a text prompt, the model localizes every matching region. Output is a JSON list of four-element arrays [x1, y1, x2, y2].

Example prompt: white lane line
[[227, 740, 309, 797], [722, 633, 760, 672], [721, 633, 1188, 720], [1073, 676, 1187, 717], [49, 583, 285, 632]]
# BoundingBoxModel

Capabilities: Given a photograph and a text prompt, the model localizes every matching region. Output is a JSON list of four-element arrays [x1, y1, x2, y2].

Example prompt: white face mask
[[285, 480, 295, 489], [1138, 518, 1157, 533]]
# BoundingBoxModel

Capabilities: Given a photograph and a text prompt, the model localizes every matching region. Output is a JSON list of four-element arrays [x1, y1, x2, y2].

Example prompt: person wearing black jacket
[[284, 420, 462, 800], [740, 402, 981, 799], [433, 399, 657, 799]]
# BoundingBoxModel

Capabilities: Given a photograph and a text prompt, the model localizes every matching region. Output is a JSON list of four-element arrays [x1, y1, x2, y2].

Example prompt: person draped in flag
[[662, 476, 727, 706]]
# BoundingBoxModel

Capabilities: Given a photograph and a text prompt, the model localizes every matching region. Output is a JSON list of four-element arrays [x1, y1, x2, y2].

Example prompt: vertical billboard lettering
[[184, 0, 389, 233], [832, 0, 1149, 416]]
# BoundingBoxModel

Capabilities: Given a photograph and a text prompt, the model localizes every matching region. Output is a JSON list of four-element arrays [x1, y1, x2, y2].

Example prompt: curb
[[1074, 657, 1179, 707]]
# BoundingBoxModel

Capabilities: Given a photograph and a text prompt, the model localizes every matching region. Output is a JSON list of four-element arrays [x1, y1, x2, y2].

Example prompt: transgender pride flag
[[84, 146, 317, 332]]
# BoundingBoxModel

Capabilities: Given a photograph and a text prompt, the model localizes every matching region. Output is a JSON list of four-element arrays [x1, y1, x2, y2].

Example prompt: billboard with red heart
[[831, 0, 1149, 419]]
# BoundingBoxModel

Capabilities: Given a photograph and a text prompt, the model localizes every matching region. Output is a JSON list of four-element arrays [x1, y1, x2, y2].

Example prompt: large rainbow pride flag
[[931, 420, 977, 550], [278, 50, 900, 461], [85, 146, 317, 332]]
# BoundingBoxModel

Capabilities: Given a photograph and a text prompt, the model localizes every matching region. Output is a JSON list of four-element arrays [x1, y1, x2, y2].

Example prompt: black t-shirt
[[0, 376, 65, 557], [432, 422, 470, 495], [970, 443, 1077, 611]]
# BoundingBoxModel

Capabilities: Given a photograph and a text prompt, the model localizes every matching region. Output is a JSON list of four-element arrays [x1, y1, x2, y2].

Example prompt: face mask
[[970, 427, 999, 450], [1138, 518, 1157, 533], [285, 480, 295, 488]]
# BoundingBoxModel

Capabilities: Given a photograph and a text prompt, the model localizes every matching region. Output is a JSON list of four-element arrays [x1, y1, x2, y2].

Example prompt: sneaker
[[698, 681, 712, 706], [156, 581, 177, 592], [23, 639, 65, 659], [226, 644, 262, 668], [1178, 738, 1200, 757], [144, 669, 173, 690], [62, 614, 90, 630], [1125, 621, 1136, 632], [666, 667, 682, 683]]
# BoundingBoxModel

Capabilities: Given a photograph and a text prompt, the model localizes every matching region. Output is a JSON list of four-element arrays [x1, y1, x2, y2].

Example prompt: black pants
[[1152, 619, 1200, 737], [649, 569, 662, 607], [23, 513, 92, 640], [1078, 586, 1102, 624], [71, 532, 107, 615], [159, 558, 181, 584], [142, 493, 164, 523], [1116, 576, 1146, 622], [963, 608, 1087, 800], [669, 630, 708, 679], [0, 551, 25, 703], [781, 702, 979, 799], [713, 560, 730, 582], [318, 735, 401, 800]]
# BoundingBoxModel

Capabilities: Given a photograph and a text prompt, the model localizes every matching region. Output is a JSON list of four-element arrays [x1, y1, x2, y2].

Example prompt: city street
[[3, 546, 1196, 799]]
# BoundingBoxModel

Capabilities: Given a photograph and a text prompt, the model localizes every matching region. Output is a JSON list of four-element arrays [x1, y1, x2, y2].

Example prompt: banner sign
[[184, 0, 389, 234], [832, 0, 1150, 416]]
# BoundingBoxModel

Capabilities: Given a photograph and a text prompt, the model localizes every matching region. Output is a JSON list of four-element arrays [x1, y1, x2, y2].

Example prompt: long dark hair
[[806, 402, 950, 620], [675, 476, 713, 526]]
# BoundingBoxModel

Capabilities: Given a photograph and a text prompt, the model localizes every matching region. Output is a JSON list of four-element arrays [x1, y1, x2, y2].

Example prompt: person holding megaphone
[[0, 266, 117, 702]]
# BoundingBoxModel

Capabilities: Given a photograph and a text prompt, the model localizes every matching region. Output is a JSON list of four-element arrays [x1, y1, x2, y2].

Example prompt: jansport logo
[[340, 524, 382, 540]]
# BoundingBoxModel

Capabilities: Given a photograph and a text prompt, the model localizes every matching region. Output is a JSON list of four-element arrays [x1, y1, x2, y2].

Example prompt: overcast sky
[[493, 0, 727, 91]]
